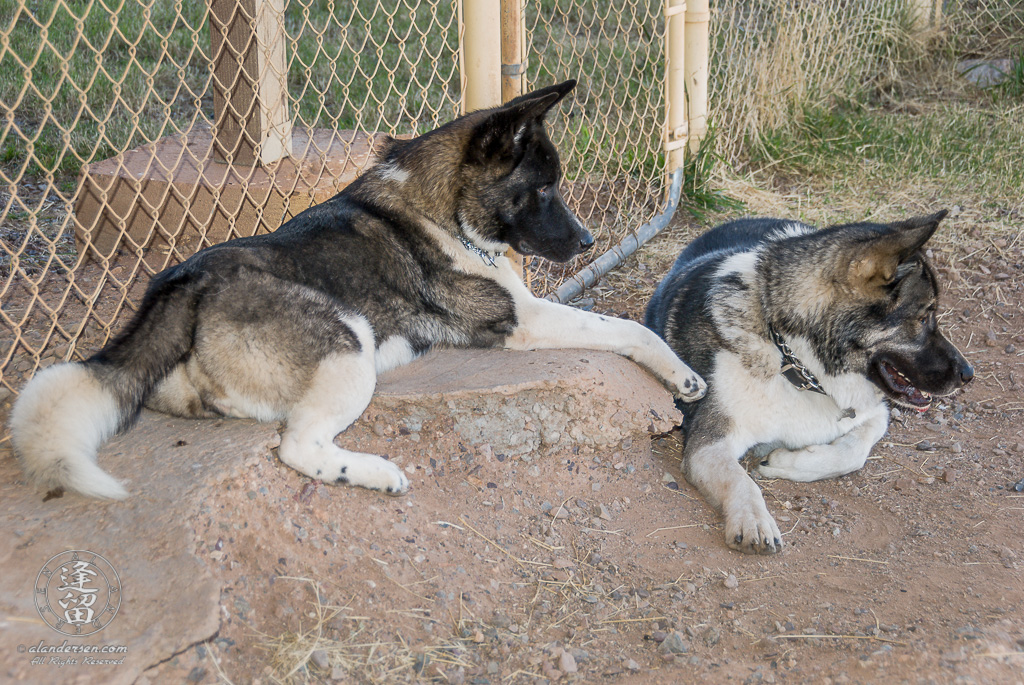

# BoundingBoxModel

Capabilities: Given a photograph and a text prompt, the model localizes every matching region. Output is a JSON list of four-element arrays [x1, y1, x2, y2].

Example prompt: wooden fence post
[[501, 0, 526, 103], [501, 0, 528, 279], [664, 0, 688, 179], [461, 0, 502, 114], [462, 0, 529, 278], [209, 0, 293, 165], [910, 0, 942, 34], [684, 0, 710, 154]]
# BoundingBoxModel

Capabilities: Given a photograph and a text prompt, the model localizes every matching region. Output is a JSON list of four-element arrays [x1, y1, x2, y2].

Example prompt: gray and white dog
[[11, 80, 706, 501], [646, 211, 972, 554]]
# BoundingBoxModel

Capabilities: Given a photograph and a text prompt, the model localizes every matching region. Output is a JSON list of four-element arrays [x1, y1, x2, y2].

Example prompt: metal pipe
[[547, 168, 684, 304]]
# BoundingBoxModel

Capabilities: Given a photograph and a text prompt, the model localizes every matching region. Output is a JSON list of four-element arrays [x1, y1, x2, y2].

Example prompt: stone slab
[[0, 349, 680, 682]]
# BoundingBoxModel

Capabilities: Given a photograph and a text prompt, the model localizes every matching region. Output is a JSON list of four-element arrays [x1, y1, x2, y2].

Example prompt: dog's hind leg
[[506, 298, 706, 401], [757, 408, 889, 482], [278, 319, 410, 496]]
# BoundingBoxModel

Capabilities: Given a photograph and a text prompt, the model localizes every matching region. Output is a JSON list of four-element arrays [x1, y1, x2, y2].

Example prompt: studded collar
[[768, 325, 828, 396]]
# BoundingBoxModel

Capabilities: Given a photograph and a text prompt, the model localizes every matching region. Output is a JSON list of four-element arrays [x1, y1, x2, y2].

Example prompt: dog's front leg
[[757, 408, 889, 482], [682, 420, 782, 554], [506, 297, 706, 401]]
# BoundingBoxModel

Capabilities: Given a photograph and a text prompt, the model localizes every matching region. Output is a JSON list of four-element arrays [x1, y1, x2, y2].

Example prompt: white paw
[[338, 455, 411, 496], [756, 445, 816, 480], [666, 362, 707, 402], [723, 483, 783, 555]]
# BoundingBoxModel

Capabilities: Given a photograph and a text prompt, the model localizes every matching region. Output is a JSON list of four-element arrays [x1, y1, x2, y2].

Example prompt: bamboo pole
[[209, 0, 292, 165], [684, 0, 710, 154], [664, 0, 688, 179], [909, 0, 942, 34], [500, 0, 526, 103], [500, 0, 527, 280], [461, 0, 502, 113]]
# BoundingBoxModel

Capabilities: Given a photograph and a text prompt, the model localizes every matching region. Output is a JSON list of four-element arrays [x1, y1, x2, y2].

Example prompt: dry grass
[[259, 577, 476, 684]]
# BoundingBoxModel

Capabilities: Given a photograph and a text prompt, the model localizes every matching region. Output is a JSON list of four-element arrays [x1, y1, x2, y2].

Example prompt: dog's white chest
[[713, 350, 882, 449]]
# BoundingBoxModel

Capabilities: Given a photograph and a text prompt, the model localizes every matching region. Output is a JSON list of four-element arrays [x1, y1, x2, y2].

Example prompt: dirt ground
[[85, 200, 1019, 685]]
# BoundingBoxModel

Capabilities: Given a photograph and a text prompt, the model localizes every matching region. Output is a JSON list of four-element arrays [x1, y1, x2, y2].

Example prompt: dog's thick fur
[[11, 80, 706, 500], [646, 212, 972, 554]]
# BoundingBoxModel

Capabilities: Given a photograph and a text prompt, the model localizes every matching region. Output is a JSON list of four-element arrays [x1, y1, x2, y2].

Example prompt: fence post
[[664, 0, 688, 181], [910, 0, 942, 34], [461, 0, 502, 114], [684, 0, 710, 154], [209, 0, 293, 165], [462, 0, 529, 279], [500, 0, 529, 280], [501, 0, 526, 103]]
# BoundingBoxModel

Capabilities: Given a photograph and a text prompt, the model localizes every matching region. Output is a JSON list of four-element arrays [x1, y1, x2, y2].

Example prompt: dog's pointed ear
[[467, 80, 576, 163], [848, 210, 947, 292], [503, 79, 577, 110]]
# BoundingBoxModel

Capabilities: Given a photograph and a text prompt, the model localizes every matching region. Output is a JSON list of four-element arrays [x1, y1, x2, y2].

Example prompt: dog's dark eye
[[537, 185, 552, 198]]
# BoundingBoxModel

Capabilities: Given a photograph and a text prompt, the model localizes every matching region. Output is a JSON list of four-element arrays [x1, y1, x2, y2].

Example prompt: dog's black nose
[[959, 360, 974, 385], [579, 230, 594, 251]]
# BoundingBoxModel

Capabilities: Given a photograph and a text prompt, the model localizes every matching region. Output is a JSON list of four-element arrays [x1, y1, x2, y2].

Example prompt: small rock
[[916, 440, 935, 451], [1006, 344, 1017, 355], [660, 631, 690, 655], [624, 658, 641, 671], [559, 650, 578, 673], [942, 468, 957, 483], [723, 574, 739, 589], [661, 471, 677, 484], [894, 478, 915, 491], [547, 507, 569, 520], [310, 649, 330, 670], [330, 667, 347, 682], [951, 442, 963, 454]]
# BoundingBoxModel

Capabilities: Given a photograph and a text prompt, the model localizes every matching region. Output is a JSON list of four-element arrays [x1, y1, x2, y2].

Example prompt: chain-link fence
[[0, 0, 679, 400], [708, 0, 1024, 166], [2, 0, 1022, 402]]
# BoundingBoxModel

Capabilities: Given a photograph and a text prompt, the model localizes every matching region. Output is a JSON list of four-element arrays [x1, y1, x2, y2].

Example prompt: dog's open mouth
[[877, 360, 932, 411]]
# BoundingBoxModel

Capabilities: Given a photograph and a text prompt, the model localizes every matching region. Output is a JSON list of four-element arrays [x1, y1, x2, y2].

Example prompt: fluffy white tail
[[9, 363, 128, 499]]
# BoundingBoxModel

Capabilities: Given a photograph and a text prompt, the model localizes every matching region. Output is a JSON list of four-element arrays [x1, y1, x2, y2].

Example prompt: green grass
[[751, 97, 1024, 199], [0, 0, 209, 178]]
